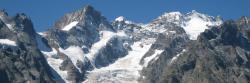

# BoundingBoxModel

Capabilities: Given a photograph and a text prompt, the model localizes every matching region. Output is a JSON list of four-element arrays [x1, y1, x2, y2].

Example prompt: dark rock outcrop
[[0, 11, 55, 83]]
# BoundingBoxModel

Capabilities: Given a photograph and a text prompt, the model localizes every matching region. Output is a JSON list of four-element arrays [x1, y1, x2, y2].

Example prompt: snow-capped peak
[[182, 11, 222, 40], [150, 11, 183, 26], [115, 16, 133, 24], [160, 11, 182, 20], [151, 10, 222, 40], [115, 16, 125, 22]]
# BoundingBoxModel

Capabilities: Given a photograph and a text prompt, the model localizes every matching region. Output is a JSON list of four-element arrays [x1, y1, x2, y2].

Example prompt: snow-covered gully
[[84, 42, 152, 83]]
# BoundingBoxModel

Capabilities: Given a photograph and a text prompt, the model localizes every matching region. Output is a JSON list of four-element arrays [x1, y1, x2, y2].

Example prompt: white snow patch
[[161, 12, 182, 21], [101, 42, 151, 70], [86, 31, 126, 65], [182, 12, 222, 40], [62, 21, 79, 31], [140, 38, 156, 45], [143, 49, 164, 67], [116, 31, 127, 37], [41, 48, 58, 56], [59, 46, 85, 72], [182, 17, 209, 40], [115, 16, 133, 24], [84, 41, 152, 83], [153, 11, 222, 40], [0, 16, 15, 31], [115, 16, 125, 22], [245, 17, 249, 24], [0, 39, 17, 46], [169, 31, 176, 34], [5, 23, 14, 31], [42, 48, 68, 83], [86, 31, 115, 62], [170, 49, 186, 64], [47, 57, 68, 82], [156, 11, 183, 25], [124, 20, 133, 24], [37, 32, 47, 37]]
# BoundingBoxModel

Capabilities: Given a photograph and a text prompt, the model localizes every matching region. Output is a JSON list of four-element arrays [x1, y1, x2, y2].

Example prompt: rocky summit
[[0, 5, 250, 83]]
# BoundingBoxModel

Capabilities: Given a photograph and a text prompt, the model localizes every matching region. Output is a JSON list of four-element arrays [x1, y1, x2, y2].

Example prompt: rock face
[[141, 18, 250, 83], [40, 5, 129, 82], [1, 5, 250, 83], [0, 10, 55, 83]]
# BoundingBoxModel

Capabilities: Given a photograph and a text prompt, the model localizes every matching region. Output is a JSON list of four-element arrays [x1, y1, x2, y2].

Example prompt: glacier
[[84, 41, 152, 83]]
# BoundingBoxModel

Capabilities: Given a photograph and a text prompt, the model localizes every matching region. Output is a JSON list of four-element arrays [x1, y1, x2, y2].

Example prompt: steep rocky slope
[[140, 17, 250, 83], [0, 10, 55, 83], [39, 5, 130, 82]]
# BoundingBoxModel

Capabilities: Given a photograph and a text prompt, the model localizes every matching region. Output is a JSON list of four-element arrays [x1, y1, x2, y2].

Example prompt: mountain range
[[0, 5, 250, 83]]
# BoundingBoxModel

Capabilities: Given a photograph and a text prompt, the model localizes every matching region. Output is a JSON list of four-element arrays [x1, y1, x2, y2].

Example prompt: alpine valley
[[0, 5, 250, 83]]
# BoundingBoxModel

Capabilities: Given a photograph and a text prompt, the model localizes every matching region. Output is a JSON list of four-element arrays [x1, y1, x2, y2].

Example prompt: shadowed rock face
[[47, 5, 112, 49], [0, 10, 55, 83], [139, 22, 190, 83], [140, 18, 250, 83]]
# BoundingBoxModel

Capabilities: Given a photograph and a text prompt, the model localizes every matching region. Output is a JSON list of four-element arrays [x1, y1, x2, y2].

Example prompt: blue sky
[[0, 0, 249, 31]]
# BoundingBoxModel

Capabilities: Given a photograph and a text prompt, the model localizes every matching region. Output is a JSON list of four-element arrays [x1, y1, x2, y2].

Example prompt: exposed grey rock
[[143, 18, 250, 83], [94, 37, 129, 68], [60, 55, 81, 83], [41, 5, 130, 82], [0, 11, 55, 83], [139, 21, 190, 83]]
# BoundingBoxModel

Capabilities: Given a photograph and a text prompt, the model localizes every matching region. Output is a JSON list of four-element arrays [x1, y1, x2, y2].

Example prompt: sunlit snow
[[42, 46, 85, 82], [160, 11, 182, 24], [143, 49, 164, 67], [5, 23, 14, 31], [182, 11, 222, 40], [115, 16, 125, 22], [170, 49, 186, 64], [62, 21, 79, 31], [37, 32, 47, 37], [154, 11, 222, 40], [0, 39, 17, 46], [0, 15, 15, 31], [86, 31, 126, 66], [42, 48, 68, 83], [84, 42, 152, 83], [59, 46, 85, 72], [115, 16, 133, 24]]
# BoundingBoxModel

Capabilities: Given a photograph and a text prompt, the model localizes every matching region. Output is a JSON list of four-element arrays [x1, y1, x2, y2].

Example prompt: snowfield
[[42, 48, 68, 83], [59, 46, 85, 72], [86, 31, 126, 67], [115, 16, 133, 24], [84, 41, 152, 83], [155, 10, 222, 40], [115, 16, 125, 22], [62, 21, 79, 31], [0, 39, 17, 46], [143, 49, 164, 67], [181, 12, 222, 40]]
